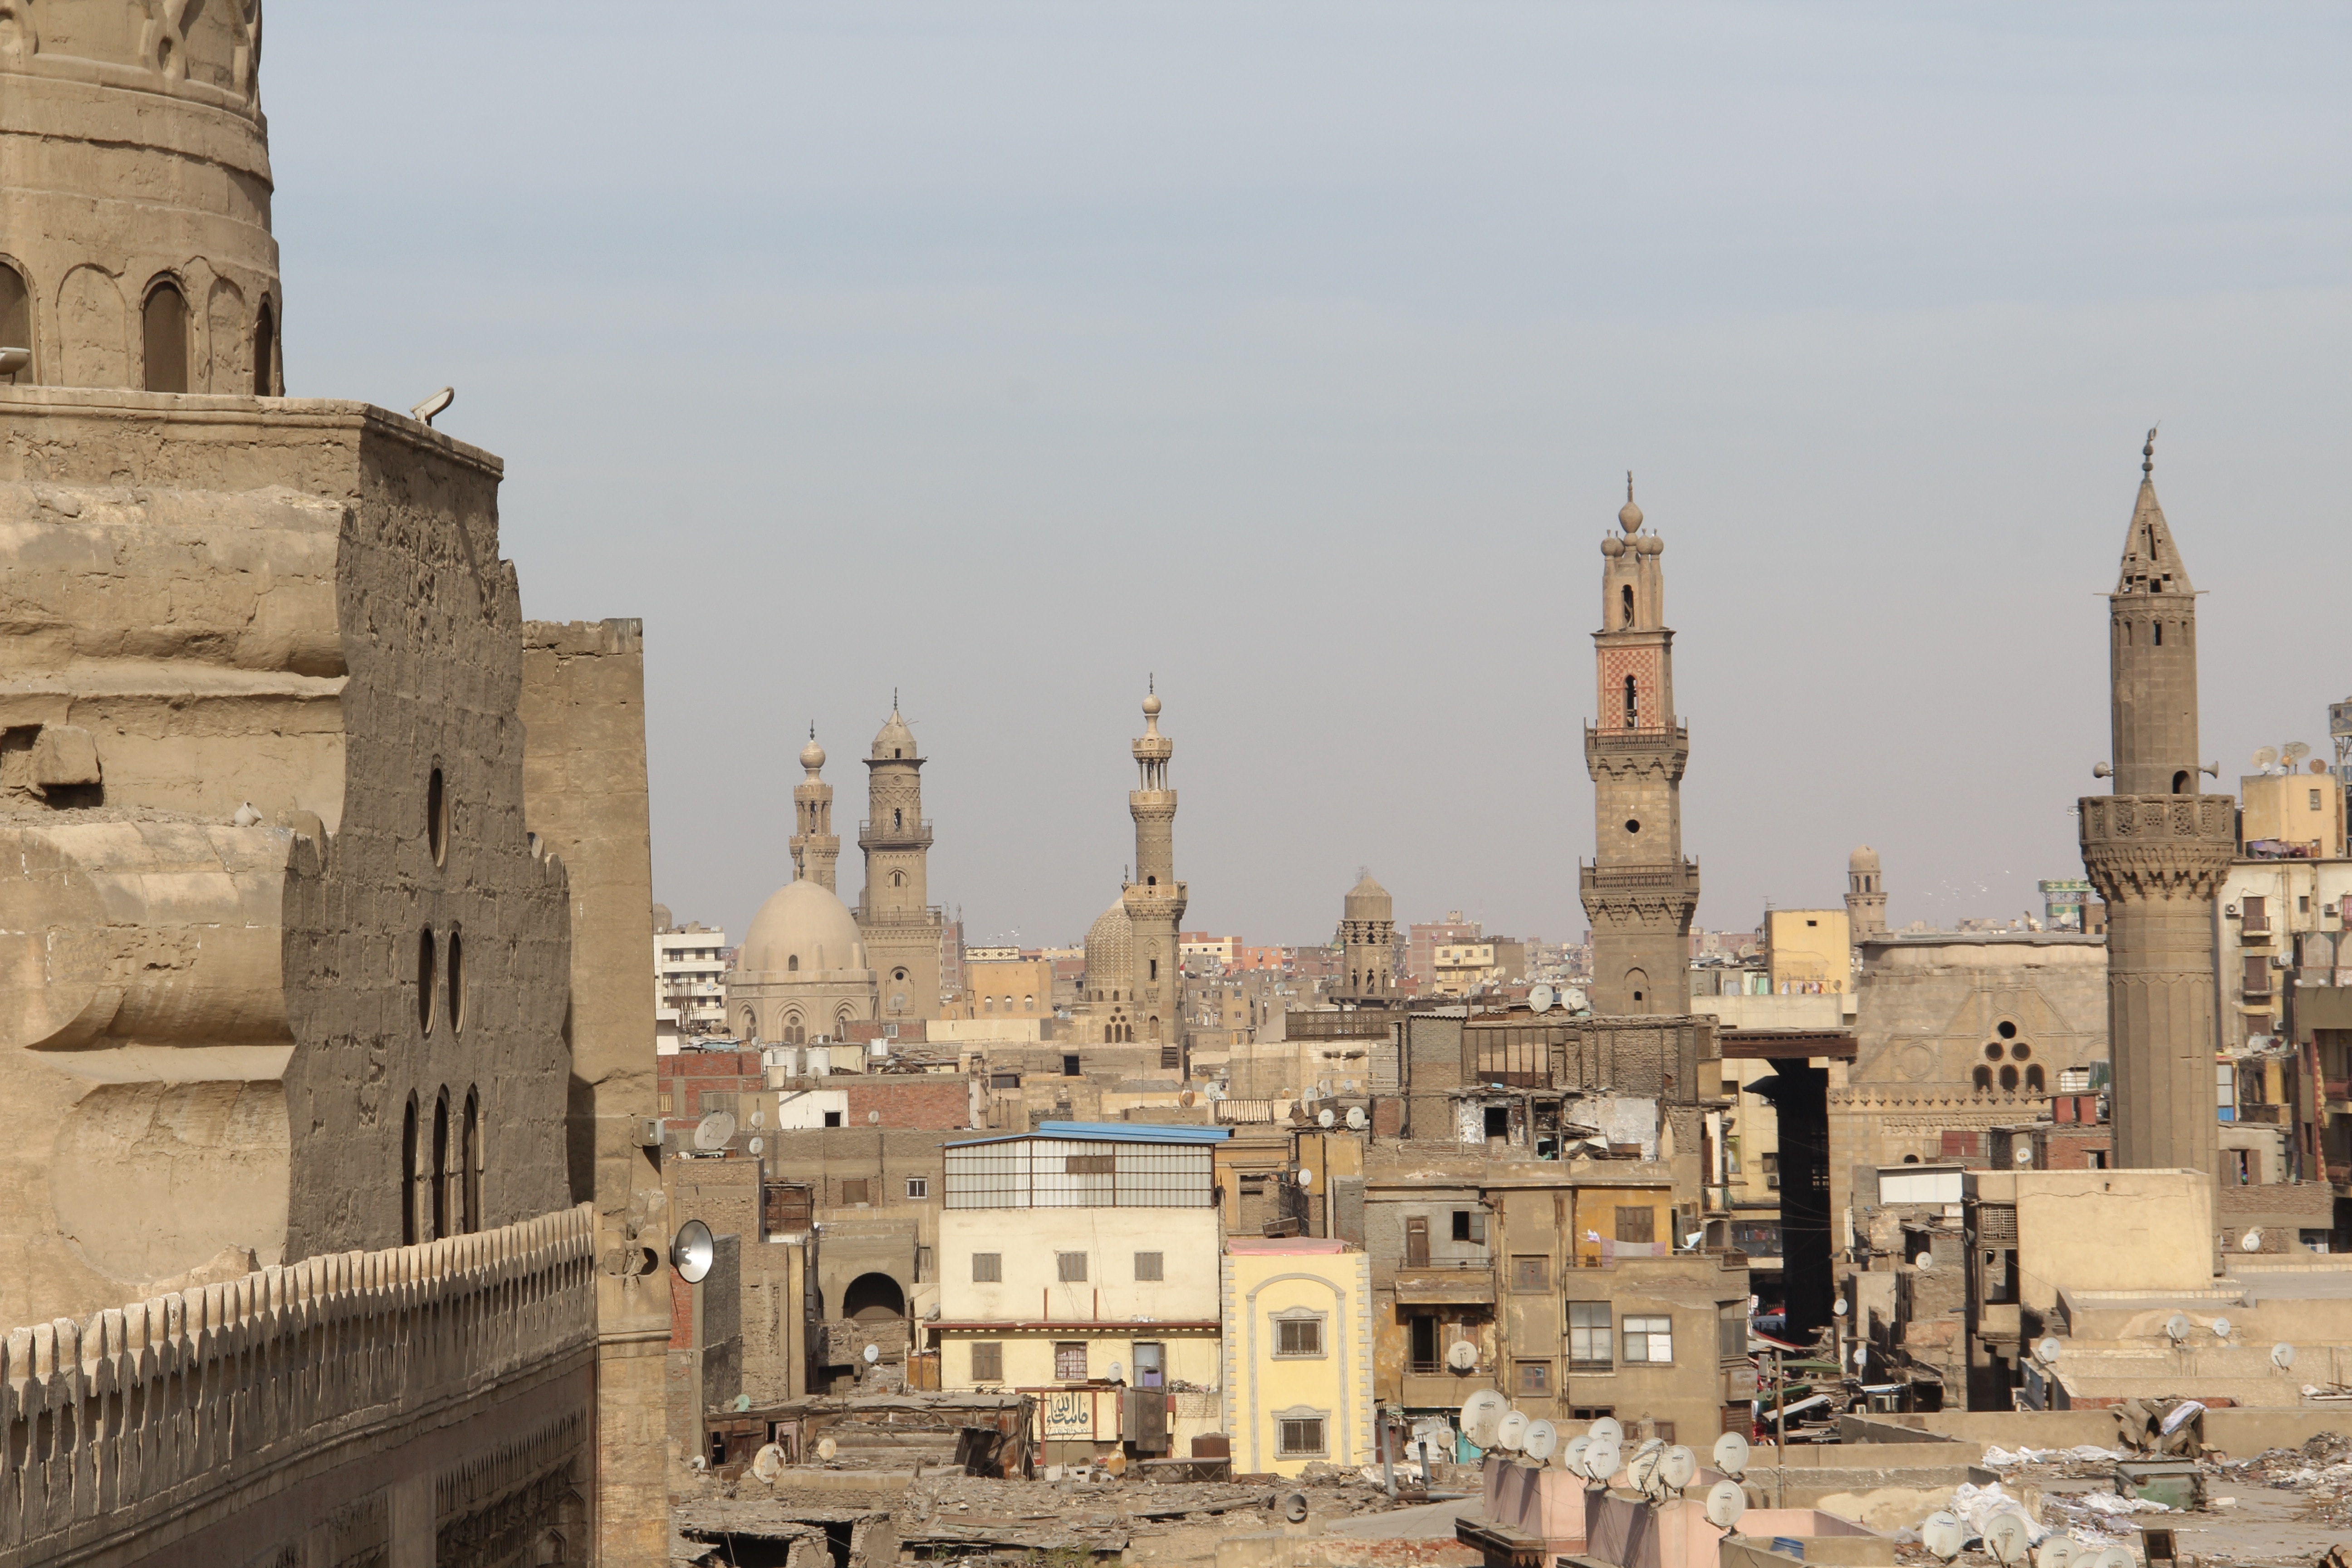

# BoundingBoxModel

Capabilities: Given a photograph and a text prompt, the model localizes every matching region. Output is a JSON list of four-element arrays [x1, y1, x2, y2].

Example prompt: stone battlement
[[0, 1204, 597, 1564]]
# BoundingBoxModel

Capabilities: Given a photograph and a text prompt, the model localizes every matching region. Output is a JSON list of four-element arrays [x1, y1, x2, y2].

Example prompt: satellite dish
[[692, 1112, 737, 1150], [815, 1435, 837, 1462], [410, 386, 456, 426], [1920, 1512, 1966, 1561], [2035, 1337, 2063, 1364], [1296, 1167, 1315, 1187], [1459, 1388, 1505, 1445], [1587, 1416, 1624, 1447], [1562, 1436, 1592, 1477], [1494, 1410, 1529, 1452], [2284, 741, 2312, 765], [2033, 1536, 2077, 1568], [1852, 1343, 1868, 1368], [2092, 1549, 2136, 1568], [1703, 1479, 1747, 1530], [2165, 1313, 2190, 1343], [1107, 1360, 1124, 1382], [2240, 1228, 2263, 1252], [747, 1137, 764, 1156], [1984, 1514, 2031, 1566], [1832, 1298, 1848, 1317], [1318, 1108, 1336, 1129], [670, 1218, 714, 1283], [1712, 1431, 1751, 1479], [1659, 1445, 1697, 1492], [1530, 984, 1556, 1012], [749, 1107, 765, 1129], [2211, 1316, 2232, 1339], [752, 1442, 787, 1483], [1204, 1083, 1225, 1102], [2273, 1342, 2298, 1369], [862, 1343, 880, 1365], [867, 1110, 881, 1124], [1346, 1106, 1368, 1130], [1583, 1436, 1622, 1484], [1445, 1340, 1480, 1373], [2254, 746, 2280, 770], [1521, 1420, 1559, 1463], [1916, 1250, 1936, 1271], [1626, 1438, 1666, 1494], [2014, 1146, 2034, 1166]]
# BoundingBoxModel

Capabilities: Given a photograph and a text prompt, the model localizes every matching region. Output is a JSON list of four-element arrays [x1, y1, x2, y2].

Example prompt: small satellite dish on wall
[[1832, 1298, 1848, 1317], [1521, 1420, 1558, 1463], [693, 1112, 737, 1151], [862, 1343, 880, 1365], [1296, 1167, 1315, 1187], [2210, 1316, 2232, 1339], [1445, 1340, 1480, 1373], [1318, 1108, 1336, 1128], [1562, 1436, 1592, 1477], [1587, 1416, 1624, 1447], [670, 1219, 714, 1284], [2091, 1549, 2136, 1568], [2240, 1228, 2263, 1252], [1712, 1431, 1750, 1479], [2035, 1337, 2063, 1365], [2014, 1147, 2034, 1166], [1107, 1360, 1123, 1382], [1530, 985, 1556, 1012], [1658, 1446, 1697, 1493], [1346, 1106, 1368, 1130], [2033, 1536, 2077, 1568], [2165, 1314, 2190, 1343], [2273, 1342, 2298, 1370], [1583, 1436, 1622, 1484], [1703, 1479, 1746, 1529], [1458, 1388, 1505, 1445], [1494, 1410, 1529, 1452], [747, 1137, 764, 1156], [1920, 1512, 1966, 1561], [1984, 1514, 2031, 1566]]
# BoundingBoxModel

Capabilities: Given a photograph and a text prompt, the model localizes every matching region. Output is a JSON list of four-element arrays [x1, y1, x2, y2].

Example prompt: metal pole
[[1774, 1349, 1785, 1509], [1381, 1407, 1397, 1499]]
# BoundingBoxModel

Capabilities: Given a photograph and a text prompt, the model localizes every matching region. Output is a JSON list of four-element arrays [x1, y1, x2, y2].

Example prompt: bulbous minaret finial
[[2142, 426, 2156, 475]]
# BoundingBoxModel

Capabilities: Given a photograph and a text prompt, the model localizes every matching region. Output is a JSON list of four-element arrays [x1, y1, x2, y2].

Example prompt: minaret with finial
[[1579, 475, 1699, 1015], [856, 692, 944, 1020], [2078, 429, 2235, 1177], [789, 725, 839, 892], [1122, 679, 1187, 1049]]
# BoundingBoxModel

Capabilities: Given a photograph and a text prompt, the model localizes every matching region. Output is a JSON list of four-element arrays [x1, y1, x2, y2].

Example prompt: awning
[[1394, 1270, 1497, 1305]]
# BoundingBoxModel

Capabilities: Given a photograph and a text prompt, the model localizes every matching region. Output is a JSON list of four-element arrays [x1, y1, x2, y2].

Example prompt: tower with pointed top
[[856, 699, 944, 1020], [1122, 688, 1187, 1046], [1340, 872, 1397, 1000], [2078, 433, 2235, 1176], [1580, 482, 1699, 1015], [790, 728, 840, 892]]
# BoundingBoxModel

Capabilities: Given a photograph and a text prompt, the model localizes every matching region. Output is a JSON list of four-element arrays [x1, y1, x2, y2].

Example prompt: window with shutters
[[1274, 1313, 1325, 1357], [1054, 1342, 1088, 1381], [1451, 1210, 1485, 1243], [972, 1252, 1002, 1282], [1615, 1205, 1656, 1243], [1403, 1215, 1430, 1268], [1134, 1251, 1164, 1281], [840, 1178, 870, 1206], [1720, 1308, 1746, 1361], [1512, 1255, 1549, 1292], [970, 1341, 1002, 1381], [1621, 1315, 1674, 1363], [2244, 955, 2273, 997], [1160, 1046, 1182, 1070], [2242, 896, 2269, 935], [1568, 1302, 1612, 1369], [1057, 1251, 1088, 1282], [1276, 1413, 1328, 1457], [1515, 1359, 1552, 1396]]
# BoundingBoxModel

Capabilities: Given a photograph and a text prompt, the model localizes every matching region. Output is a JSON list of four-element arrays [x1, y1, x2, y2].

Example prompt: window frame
[[1621, 1314, 1675, 1365], [1056, 1250, 1088, 1283], [971, 1252, 1003, 1283], [1274, 1408, 1329, 1459], [1567, 1301, 1613, 1371], [1054, 1341, 1088, 1382], [1511, 1254, 1550, 1293], [970, 1340, 1003, 1382], [1272, 1309, 1327, 1359], [1514, 1358, 1553, 1396], [906, 1176, 929, 1200], [1133, 1251, 1165, 1282]]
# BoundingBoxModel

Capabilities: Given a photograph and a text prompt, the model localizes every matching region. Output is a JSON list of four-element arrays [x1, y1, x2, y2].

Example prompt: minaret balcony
[[1580, 859, 1699, 892], [1584, 723, 1687, 749], [857, 818, 934, 851]]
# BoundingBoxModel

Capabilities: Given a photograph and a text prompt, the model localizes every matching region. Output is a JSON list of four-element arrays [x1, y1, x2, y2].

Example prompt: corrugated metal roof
[[944, 1120, 1231, 1148]]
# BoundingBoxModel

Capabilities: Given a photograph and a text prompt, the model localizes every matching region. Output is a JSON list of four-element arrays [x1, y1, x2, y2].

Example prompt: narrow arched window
[[430, 1091, 451, 1240], [252, 298, 275, 395], [2153, 622, 2163, 646], [2172, 770, 2190, 794], [1622, 675, 1638, 729], [892, 808, 903, 828], [1621, 584, 1635, 627], [401, 1095, 420, 1245], [1973, 1065, 1993, 1093], [461, 1088, 481, 1233], [788, 954, 799, 972], [142, 277, 190, 392], [0, 262, 31, 383], [2025, 1065, 2045, 1094]]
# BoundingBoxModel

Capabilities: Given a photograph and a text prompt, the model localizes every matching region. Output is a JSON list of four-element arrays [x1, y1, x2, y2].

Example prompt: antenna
[[692, 1111, 738, 1151]]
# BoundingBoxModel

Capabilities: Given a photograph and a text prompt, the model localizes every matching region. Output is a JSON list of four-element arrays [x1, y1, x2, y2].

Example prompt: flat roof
[[945, 1120, 1232, 1147]]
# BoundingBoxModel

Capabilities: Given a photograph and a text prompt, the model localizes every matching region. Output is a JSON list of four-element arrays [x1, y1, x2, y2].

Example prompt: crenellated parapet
[[1583, 724, 1690, 784]]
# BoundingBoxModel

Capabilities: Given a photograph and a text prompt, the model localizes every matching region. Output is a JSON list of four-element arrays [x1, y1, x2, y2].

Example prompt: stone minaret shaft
[[2078, 434, 2233, 1177], [790, 728, 839, 892], [1122, 690, 1186, 1045], [1341, 873, 1396, 999], [857, 701, 942, 1019], [1579, 483, 1698, 1015]]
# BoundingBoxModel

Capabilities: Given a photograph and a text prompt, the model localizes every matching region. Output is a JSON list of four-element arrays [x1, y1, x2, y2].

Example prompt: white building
[[657, 922, 730, 1049]]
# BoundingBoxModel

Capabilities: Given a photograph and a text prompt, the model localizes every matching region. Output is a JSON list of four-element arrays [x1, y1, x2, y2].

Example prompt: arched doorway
[[842, 1272, 906, 1321]]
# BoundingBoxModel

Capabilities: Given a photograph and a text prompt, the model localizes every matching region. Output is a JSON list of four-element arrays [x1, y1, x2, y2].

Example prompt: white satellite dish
[[1916, 1250, 1936, 1271], [2283, 741, 2312, 766], [2091, 1549, 2136, 1568], [1445, 1340, 1480, 1373], [2273, 1341, 2297, 1369], [1495, 1410, 1529, 1452], [1587, 1416, 1625, 1447], [1318, 1107, 1336, 1129], [669, 1219, 714, 1284], [1459, 1388, 1506, 1445], [1832, 1298, 1848, 1317], [2014, 1146, 2034, 1166], [815, 1435, 837, 1462], [1711, 1431, 1751, 1479], [862, 1343, 880, 1365], [747, 1136, 764, 1156], [1204, 1083, 1225, 1102], [1626, 1438, 1666, 1493], [1658, 1445, 1697, 1492], [1521, 1420, 1559, 1463], [749, 1107, 765, 1130], [2254, 746, 2280, 771], [2240, 1228, 2263, 1252], [2035, 1337, 2063, 1365], [1530, 984, 1556, 1012], [2033, 1537, 2077, 1568], [752, 1442, 787, 1483], [2165, 1313, 2190, 1343], [692, 1111, 737, 1150], [1107, 1360, 1124, 1382], [1562, 1435, 1592, 1477], [1920, 1512, 1966, 1562], [1345, 1106, 1368, 1130], [1296, 1167, 1315, 1187], [1583, 1436, 1622, 1484], [1703, 1479, 1747, 1530], [1851, 1343, 1868, 1369], [2210, 1316, 2232, 1339], [1984, 1514, 2030, 1566]]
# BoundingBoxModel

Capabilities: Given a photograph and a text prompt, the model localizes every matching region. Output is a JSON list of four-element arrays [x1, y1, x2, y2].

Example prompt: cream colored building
[[935, 1125, 1226, 1460], [2241, 766, 2346, 858], [1764, 908, 1851, 993], [1432, 939, 1499, 996], [1220, 1239, 1374, 1476], [656, 921, 729, 1042], [1339, 872, 1398, 999], [944, 956, 1056, 1023]]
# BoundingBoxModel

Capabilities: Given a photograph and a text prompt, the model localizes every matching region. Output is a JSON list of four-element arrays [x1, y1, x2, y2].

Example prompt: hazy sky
[[267, 4, 2350, 950]]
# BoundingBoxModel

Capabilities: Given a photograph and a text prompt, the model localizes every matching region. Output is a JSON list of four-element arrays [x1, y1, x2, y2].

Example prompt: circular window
[[2010, 1041, 2030, 1061], [1984, 1042, 2003, 1061], [417, 927, 438, 1035], [1625, 819, 1642, 834], [1996, 1021, 2018, 1040], [447, 926, 466, 1031], [427, 767, 448, 866]]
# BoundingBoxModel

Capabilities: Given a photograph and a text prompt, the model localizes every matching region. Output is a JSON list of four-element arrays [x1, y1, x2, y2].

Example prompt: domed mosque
[[726, 720, 882, 1044]]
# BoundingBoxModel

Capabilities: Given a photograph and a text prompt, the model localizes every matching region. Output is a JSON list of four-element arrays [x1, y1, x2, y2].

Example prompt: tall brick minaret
[[1580, 480, 1699, 1015], [2078, 431, 2234, 1176]]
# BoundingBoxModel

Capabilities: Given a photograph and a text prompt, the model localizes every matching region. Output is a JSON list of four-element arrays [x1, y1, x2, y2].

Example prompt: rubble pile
[[2216, 1430, 2352, 1529]]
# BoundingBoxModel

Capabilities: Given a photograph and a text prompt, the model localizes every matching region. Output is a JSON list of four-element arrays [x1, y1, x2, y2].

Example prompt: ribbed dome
[[1343, 872, 1392, 922], [739, 879, 867, 975], [871, 708, 917, 760], [1084, 898, 1133, 995], [1849, 844, 1882, 872]]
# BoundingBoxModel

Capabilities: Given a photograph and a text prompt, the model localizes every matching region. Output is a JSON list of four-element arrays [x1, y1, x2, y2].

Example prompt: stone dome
[[871, 708, 916, 760], [1084, 898, 1133, 997], [739, 879, 867, 975], [1849, 844, 1881, 872], [1343, 872, 1392, 922], [800, 734, 826, 772], [1636, 534, 1663, 556], [1601, 535, 1626, 558], [1618, 499, 1644, 533]]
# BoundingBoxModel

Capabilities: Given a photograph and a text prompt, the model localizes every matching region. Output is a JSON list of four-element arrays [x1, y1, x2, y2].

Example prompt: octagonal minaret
[[789, 726, 839, 892], [1122, 686, 1186, 1046]]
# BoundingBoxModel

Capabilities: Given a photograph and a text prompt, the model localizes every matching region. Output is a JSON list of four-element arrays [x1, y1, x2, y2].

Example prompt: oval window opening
[[447, 927, 466, 1031], [427, 767, 448, 865], [418, 927, 438, 1035]]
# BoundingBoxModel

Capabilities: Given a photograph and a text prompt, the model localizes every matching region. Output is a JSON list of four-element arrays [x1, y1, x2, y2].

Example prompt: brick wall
[[844, 1078, 971, 1130]]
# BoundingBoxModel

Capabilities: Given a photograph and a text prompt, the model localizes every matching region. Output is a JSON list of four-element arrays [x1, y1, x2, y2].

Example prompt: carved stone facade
[[1581, 487, 1698, 1016], [1339, 872, 1396, 1000], [857, 704, 944, 1022], [2078, 437, 2234, 1178]]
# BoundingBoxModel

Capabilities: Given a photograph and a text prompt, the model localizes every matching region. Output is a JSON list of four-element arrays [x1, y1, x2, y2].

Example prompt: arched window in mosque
[[142, 276, 190, 392]]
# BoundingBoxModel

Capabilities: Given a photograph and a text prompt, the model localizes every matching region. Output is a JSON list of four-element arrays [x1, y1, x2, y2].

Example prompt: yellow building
[[934, 1123, 1228, 1462], [1764, 908, 1850, 994], [1221, 1239, 1374, 1476], [2240, 768, 2345, 858], [1432, 940, 1499, 996], [942, 956, 1056, 1021]]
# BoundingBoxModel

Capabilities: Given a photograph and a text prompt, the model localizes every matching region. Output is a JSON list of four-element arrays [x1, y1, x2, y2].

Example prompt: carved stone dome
[[1343, 872, 1392, 923], [1084, 898, 1133, 996]]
